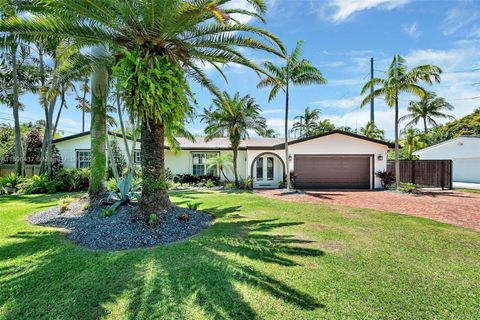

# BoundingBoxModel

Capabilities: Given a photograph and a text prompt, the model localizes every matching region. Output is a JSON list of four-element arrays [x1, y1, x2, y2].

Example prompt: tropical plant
[[292, 107, 321, 138], [375, 170, 395, 189], [202, 92, 266, 186], [75, 74, 90, 132], [258, 127, 279, 138], [316, 119, 335, 134], [359, 121, 385, 140], [206, 153, 233, 183], [400, 91, 454, 133], [401, 128, 426, 160], [0, 0, 284, 214], [360, 54, 442, 189], [257, 41, 327, 190]]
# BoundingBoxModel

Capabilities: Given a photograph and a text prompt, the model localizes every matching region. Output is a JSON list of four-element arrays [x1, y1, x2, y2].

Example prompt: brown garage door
[[294, 155, 371, 189]]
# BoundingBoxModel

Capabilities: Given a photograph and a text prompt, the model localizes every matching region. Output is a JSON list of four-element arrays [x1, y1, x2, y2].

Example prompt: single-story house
[[53, 130, 393, 189], [413, 136, 480, 183]]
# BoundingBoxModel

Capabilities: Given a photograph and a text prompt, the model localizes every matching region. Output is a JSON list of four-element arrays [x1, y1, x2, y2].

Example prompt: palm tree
[[2, 0, 284, 213], [360, 54, 441, 189], [75, 74, 90, 133], [258, 127, 279, 138], [359, 121, 385, 140], [399, 91, 454, 133], [316, 119, 335, 134], [292, 107, 321, 138], [202, 92, 266, 186], [206, 153, 233, 183], [401, 128, 426, 159], [257, 41, 327, 190]]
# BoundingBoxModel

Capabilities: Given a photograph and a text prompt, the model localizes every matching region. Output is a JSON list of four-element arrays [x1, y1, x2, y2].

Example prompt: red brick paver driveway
[[256, 189, 480, 231]]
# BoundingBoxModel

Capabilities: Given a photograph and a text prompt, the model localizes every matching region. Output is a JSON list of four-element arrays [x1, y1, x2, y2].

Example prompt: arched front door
[[251, 153, 285, 188]]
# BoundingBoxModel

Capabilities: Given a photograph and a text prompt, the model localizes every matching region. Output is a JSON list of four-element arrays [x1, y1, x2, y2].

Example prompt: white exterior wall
[[414, 137, 480, 183]]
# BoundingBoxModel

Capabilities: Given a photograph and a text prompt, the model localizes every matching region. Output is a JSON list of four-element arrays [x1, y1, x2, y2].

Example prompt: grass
[[455, 188, 480, 193], [1, 190, 479, 319]]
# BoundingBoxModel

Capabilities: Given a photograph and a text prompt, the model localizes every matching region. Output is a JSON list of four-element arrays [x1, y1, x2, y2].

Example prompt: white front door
[[254, 155, 276, 188]]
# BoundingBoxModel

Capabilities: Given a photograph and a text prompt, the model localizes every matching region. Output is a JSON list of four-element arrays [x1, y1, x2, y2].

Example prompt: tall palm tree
[[2, 0, 284, 213], [258, 127, 279, 138], [399, 91, 454, 133], [359, 121, 385, 140], [360, 54, 441, 189], [401, 128, 426, 159], [257, 41, 327, 190], [202, 92, 266, 187], [316, 119, 335, 134], [292, 106, 321, 138], [75, 74, 90, 133]]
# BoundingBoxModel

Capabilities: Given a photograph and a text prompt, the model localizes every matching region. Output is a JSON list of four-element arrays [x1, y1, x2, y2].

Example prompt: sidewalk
[[453, 182, 480, 190]]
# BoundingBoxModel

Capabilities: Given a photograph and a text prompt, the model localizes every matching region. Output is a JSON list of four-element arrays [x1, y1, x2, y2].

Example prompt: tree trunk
[[139, 119, 171, 216], [221, 168, 230, 182], [423, 117, 428, 133], [38, 47, 49, 174], [88, 45, 109, 198], [394, 92, 400, 190], [11, 45, 24, 176], [233, 148, 239, 187], [82, 81, 87, 132], [284, 82, 291, 191]]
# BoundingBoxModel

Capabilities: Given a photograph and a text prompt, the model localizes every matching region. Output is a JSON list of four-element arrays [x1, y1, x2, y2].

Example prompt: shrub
[[0, 173, 23, 194], [54, 168, 90, 192], [107, 178, 117, 192], [82, 202, 90, 211], [376, 171, 396, 189], [21, 175, 49, 194], [59, 202, 69, 213], [173, 174, 220, 186], [400, 183, 420, 194], [225, 182, 235, 189], [149, 213, 159, 226], [187, 202, 199, 210], [238, 177, 252, 190], [58, 196, 74, 213], [101, 207, 115, 217], [205, 179, 215, 188]]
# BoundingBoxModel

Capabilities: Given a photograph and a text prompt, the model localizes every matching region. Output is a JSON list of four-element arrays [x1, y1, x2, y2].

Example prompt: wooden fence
[[387, 160, 453, 190], [0, 164, 40, 177]]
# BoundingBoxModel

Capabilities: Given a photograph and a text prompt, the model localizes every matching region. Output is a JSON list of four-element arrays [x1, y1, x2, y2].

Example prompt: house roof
[[413, 136, 480, 155], [53, 130, 394, 149]]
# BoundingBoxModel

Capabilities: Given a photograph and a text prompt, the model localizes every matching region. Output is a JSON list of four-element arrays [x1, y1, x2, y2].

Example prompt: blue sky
[[3, 0, 480, 139]]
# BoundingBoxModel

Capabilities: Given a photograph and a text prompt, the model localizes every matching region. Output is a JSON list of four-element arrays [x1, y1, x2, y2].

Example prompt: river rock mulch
[[28, 196, 213, 250]]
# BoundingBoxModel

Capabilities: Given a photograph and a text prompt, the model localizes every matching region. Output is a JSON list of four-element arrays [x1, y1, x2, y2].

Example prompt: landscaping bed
[[28, 196, 213, 250]]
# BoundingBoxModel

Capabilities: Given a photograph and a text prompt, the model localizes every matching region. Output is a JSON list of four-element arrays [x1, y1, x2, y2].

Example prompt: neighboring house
[[53, 130, 392, 189], [413, 136, 480, 183]]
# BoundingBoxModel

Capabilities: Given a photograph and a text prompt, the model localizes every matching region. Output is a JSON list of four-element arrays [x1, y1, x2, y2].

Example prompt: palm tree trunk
[[38, 47, 49, 174], [82, 82, 87, 132], [284, 82, 291, 191], [88, 45, 108, 198], [139, 119, 171, 216], [233, 148, 239, 187], [11, 45, 24, 176], [423, 117, 428, 133], [221, 168, 230, 183], [394, 92, 400, 190]]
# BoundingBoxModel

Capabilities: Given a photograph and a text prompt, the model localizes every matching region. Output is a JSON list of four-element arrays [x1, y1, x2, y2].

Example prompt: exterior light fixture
[[288, 154, 292, 162], [377, 154, 384, 161]]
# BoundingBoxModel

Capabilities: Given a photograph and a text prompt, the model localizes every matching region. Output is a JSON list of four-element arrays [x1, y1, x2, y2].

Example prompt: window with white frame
[[134, 150, 141, 164], [76, 150, 91, 168], [192, 152, 218, 176]]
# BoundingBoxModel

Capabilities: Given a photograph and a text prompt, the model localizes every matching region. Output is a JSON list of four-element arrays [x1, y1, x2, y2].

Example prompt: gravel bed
[[28, 198, 213, 250]]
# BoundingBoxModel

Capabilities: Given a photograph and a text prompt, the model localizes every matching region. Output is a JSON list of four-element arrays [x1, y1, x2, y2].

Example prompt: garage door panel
[[294, 155, 370, 189]]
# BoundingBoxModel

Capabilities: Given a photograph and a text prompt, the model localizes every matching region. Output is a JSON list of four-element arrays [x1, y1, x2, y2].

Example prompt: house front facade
[[53, 130, 392, 189]]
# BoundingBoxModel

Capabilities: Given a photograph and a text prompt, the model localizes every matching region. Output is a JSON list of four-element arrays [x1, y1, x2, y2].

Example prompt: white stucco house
[[53, 130, 393, 189], [413, 136, 480, 183]]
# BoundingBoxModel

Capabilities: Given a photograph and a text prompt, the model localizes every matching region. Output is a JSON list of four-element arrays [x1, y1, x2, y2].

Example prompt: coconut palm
[[75, 74, 90, 133], [202, 92, 266, 187], [292, 107, 321, 138], [360, 54, 442, 189], [257, 41, 327, 190], [1, 0, 284, 213], [399, 91, 454, 133], [401, 128, 426, 159], [206, 153, 233, 183], [316, 119, 335, 134], [258, 127, 279, 138], [359, 121, 385, 140]]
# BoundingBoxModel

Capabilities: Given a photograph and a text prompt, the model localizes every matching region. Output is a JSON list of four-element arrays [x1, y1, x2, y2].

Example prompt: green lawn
[[455, 188, 480, 193], [1, 191, 479, 319]]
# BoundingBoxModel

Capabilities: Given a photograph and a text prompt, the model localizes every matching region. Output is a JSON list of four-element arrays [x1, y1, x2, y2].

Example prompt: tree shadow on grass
[[1, 218, 324, 319]]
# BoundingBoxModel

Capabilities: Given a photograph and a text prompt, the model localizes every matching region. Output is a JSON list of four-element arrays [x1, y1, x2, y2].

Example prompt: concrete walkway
[[453, 182, 480, 190]]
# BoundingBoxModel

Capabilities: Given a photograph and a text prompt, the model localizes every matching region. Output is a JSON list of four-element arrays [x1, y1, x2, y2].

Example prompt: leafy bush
[[58, 197, 74, 213], [0, 173, 23, 194], [148, 213, 159, 226], [205, 179, 215, 188], [101, 207, 115, 218], [173, 174, 220, 186], [238, 177, 252, 190], [20, 175, 50, 194], [400, 183, 420, 194], [54, 168, 90, 192], [187, 202, 199, 210], [375, 171, 396, 189]]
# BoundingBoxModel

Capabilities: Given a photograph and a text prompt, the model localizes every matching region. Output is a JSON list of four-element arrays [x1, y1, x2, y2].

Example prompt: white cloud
[[318, 61, 346, 68], [266, 118, 295, 135], [312, 96, 364, 109], [443, 2, 480, 36], [402, 22, 420, 39], [318, 0, 412, 23]]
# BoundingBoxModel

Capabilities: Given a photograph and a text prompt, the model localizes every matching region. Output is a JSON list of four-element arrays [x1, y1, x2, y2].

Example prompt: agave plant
[[106, 172, 141, 211]]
